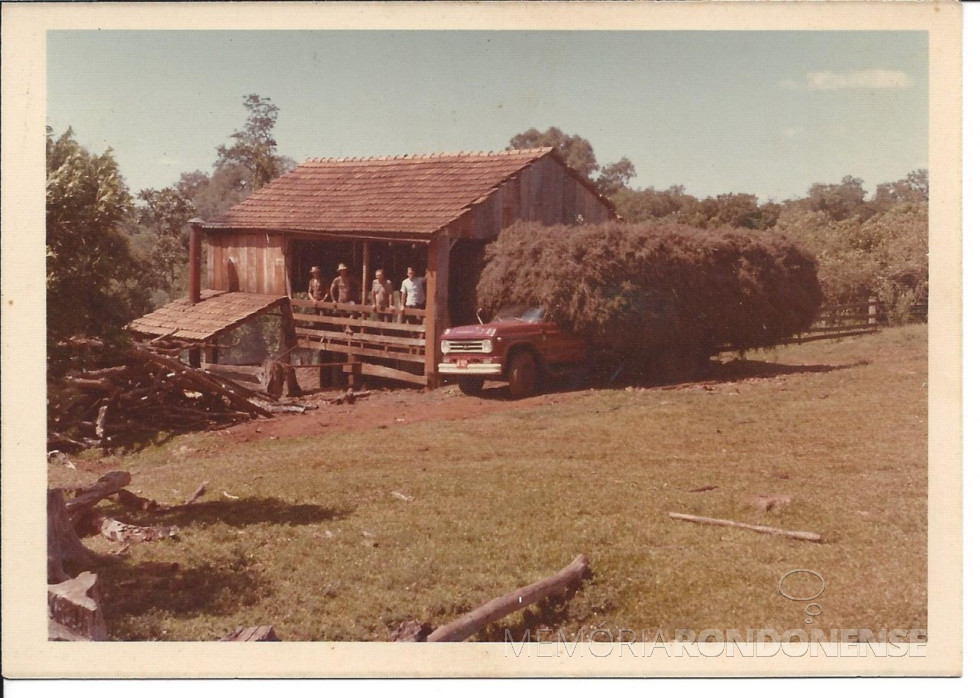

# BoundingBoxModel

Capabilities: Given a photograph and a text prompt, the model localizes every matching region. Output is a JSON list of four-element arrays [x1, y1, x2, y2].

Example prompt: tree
[[508, 127, 600, 180], [46, 127, 150, 345], [595, 157, 637, 195], [806, 175, 869, 222], [135, 186, 195, 286], [874, 169, 928, 206], [214, 94, 295, 191]]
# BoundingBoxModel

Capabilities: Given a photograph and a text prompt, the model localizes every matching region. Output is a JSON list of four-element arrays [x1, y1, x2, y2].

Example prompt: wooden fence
[[792, 297, 926, 344], [287, 299, 428, 386]]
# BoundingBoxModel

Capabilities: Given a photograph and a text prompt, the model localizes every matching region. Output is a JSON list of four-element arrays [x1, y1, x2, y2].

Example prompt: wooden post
[[188, 222, 203, 305], [424, 233, 451, 389], [188, 221, 204, 368], [868, 296, 877, 326], [362, 240, 370, 305], [278, 298, 297, 353]]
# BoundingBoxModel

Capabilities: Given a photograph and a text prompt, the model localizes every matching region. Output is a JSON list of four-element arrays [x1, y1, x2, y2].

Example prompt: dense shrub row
[[477, 222, 823, 377]]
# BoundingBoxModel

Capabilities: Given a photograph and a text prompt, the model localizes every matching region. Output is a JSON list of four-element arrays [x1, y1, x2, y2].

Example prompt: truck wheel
[[506, 350, 538, 399], [457, 377, 484, 396]]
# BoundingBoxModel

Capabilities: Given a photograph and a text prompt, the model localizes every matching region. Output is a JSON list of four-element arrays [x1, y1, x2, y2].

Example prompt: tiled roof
[[127, 290, 286, 342], [200, 148, 560, 237]]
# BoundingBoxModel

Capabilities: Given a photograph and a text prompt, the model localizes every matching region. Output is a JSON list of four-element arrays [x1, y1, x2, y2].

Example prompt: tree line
[[45, 104, 928, 353]]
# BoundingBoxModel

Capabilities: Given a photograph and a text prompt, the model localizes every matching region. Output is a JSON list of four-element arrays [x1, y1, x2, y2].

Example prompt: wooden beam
[[296, 338, 426, 364], [356, 362, 428, 386], [668, 512, 823, 543], [425, 233, 450, 388], [426, 554, 590, 642], [293, 326, 425, 348], [292, 311, 424, 334]]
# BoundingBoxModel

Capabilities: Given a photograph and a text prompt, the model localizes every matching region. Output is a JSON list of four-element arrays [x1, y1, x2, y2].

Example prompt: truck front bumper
[[438, 361, 503, 377]]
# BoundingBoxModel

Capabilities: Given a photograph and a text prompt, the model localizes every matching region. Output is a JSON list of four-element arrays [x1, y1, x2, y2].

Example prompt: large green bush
[[477, 222, 823, 377]]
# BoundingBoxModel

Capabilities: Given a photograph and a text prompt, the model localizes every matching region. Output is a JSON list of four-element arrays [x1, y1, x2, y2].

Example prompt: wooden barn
[[129, 147, 616, 388]]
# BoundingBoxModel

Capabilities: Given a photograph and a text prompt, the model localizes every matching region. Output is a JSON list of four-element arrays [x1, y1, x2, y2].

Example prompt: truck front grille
[[445, 340, 486, 353]]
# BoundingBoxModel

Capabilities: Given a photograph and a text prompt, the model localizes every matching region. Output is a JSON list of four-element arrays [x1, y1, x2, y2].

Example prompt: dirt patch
[[220, 383, 585, 446]]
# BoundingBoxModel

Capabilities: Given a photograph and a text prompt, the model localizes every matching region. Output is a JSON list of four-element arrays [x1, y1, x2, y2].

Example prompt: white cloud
[[158, 156, 180, 166], [806, 70, 913, 90]]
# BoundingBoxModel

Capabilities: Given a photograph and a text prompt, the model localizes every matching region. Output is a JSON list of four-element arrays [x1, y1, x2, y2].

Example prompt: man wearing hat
[[329, 262, 357, 304], [307, 266, 326, 301]]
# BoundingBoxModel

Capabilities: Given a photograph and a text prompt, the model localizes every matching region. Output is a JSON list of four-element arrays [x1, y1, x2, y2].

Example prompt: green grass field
[[49, 325, 928, 641]]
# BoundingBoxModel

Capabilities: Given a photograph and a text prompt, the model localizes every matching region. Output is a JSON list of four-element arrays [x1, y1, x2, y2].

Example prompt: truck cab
[[438, 305, 588, 398]]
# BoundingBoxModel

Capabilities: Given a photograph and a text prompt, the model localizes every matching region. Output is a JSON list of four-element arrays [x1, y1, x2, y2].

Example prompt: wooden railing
[[792, 300, 882, 344], [288, 299, 428, 385]]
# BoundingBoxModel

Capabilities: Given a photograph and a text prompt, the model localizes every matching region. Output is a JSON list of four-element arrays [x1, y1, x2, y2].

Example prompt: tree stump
[[48, 571, 108, 641], [47, 489, 97, 583]]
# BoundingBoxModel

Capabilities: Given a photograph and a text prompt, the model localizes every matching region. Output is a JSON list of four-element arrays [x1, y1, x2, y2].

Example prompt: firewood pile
[[48, 338, 273, 452]]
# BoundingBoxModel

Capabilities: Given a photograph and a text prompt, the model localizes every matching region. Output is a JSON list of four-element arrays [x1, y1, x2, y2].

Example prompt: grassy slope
[[49, 325, 928, 641]]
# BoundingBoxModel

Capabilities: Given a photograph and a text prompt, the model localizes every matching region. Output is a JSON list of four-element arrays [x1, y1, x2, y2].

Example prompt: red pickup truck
[[438, 305, 588, 398]]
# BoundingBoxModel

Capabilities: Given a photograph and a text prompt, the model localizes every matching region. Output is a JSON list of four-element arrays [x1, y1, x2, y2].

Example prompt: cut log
[[668, 512, 823, 543], [426, 554, 590, 642], [183, 481, 208, 507], [221, 625, 280, 641], [48, 571, 108, 641], [64, 471, 132, 525], [48, 489, 98, 583]]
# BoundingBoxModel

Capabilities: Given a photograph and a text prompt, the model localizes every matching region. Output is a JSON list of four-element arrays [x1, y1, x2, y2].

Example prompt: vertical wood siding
[[205, 230, 287, 295], [465, 156, 614, 240]]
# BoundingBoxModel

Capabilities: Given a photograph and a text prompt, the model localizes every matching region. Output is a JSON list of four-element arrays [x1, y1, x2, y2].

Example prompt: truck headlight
[[441, 340, 451, 354], [481, 339, 492, 353]]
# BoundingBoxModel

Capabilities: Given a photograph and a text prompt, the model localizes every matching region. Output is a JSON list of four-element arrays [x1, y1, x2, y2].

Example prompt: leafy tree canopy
[[46, 127, 150, 345], [214, 94, 296, 191]]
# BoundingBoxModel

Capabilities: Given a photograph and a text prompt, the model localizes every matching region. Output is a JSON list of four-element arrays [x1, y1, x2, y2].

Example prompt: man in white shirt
[[400, 266, 425, 310]]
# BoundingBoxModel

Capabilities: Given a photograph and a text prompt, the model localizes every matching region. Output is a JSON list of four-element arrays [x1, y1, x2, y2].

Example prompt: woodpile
[[48, 338, 273, 452]]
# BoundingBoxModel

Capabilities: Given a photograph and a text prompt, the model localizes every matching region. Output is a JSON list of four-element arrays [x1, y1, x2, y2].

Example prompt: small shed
[[179, 147, 615, 387]]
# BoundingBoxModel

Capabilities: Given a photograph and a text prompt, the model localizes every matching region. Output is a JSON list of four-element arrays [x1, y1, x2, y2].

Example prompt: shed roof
[[127, 290, 286, 342], [196, 148, 612, 239]]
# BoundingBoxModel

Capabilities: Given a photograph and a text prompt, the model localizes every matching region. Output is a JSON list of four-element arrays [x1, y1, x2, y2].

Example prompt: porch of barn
[[280, 233, 487, 389]]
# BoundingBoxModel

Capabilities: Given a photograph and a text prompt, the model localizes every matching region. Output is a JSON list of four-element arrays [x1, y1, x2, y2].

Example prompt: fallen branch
[[64, 471, 132, 525], [183, 481, 208, 507], [426, 554, 590, 642], [668, 512, 823, 543]]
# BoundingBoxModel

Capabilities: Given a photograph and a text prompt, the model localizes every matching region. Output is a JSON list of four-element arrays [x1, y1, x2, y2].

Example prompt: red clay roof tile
[[128, 290, 286, 342], [202, 148, 557, 236]]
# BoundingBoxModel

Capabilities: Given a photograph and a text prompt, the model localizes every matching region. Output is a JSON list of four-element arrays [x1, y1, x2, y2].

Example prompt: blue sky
[[47, 30, 928, 202]]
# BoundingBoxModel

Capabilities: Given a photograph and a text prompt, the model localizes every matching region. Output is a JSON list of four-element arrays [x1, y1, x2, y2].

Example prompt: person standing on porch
[[400, 266, 425, 310], [330, 263, 357, 304], [371, 269, 395, 316], [307, 266, 326, 301]]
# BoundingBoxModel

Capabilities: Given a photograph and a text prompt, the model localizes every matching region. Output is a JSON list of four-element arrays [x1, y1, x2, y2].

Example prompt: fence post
[[868, 297, 877, 326]]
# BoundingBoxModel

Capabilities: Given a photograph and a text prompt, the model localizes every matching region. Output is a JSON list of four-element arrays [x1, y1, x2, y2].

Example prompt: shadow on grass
[[700, 358, 868, 382], [108, 496, 353, 530], [474, 358, 867, 401], [96, 555, 270, 639]]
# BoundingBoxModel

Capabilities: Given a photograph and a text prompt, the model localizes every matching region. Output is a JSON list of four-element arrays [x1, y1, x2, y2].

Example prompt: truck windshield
[[492, 305, 546, 323]]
